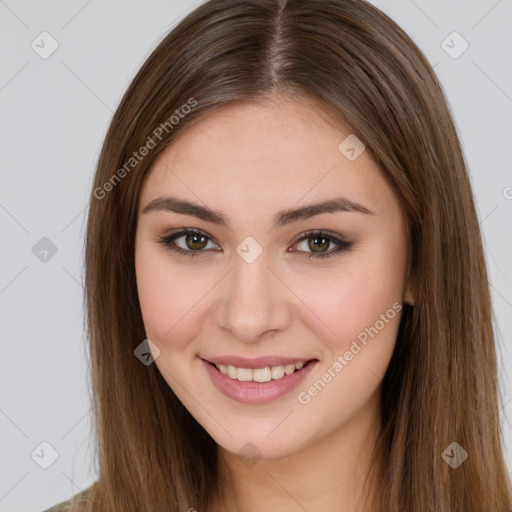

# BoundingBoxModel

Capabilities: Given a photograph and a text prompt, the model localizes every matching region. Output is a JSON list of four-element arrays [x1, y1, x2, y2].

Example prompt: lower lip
[[201, 359, 318, 404]]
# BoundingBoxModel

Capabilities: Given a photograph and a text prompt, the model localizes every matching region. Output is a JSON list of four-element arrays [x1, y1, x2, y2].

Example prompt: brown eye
[[293, 231, 353, 259], [158, 229, 352, 260], [158, 228, 217, 258], [307, 235, 331, 253], [184, 233, 208, 251]]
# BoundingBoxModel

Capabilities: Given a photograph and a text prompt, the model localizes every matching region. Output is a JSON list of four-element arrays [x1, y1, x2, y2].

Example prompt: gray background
[[0, 0, 511, 510]]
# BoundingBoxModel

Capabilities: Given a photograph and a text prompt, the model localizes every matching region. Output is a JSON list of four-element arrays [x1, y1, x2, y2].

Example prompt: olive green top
[[42, 485, 94, 512]]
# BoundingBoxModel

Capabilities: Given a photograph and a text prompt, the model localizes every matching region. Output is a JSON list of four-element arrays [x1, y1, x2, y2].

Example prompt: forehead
[[139, 98, 396, 218]]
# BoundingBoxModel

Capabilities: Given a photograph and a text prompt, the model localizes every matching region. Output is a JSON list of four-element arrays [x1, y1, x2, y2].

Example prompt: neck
[[211, 391, 384, 512]]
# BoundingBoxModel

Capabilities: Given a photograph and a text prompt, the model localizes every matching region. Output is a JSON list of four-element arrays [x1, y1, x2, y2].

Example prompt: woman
[[44, 0, 512, 510]]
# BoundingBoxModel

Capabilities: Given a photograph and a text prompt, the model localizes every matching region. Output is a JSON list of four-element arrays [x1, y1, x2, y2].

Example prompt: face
[[134, 98, 413, 461]]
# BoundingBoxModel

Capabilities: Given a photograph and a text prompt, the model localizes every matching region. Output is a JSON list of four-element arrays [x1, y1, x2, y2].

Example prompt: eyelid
[[291, 229, 353, 259], [158, 227, 352, 259], [291, 228, 350, 245], [160, 227, 220, 254]]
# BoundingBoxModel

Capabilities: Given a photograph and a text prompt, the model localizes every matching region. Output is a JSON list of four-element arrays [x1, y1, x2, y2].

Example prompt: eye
[[158, 228, 219, 258], [291, 230, 353, 259], [157, 229, 353, 259]]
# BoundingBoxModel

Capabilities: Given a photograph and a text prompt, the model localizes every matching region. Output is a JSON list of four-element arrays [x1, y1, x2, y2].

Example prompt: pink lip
[[201, 358, 318, 404], [204, 355, 313, 368]]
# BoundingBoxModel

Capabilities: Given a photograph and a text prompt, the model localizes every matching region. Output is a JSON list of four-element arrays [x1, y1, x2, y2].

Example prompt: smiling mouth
[[207, 359, 317, 383]]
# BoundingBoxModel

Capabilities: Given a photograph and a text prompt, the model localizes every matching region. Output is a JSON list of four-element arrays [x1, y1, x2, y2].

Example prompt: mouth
[[201, 357, 319, 404], [207, 359, 316, 383]]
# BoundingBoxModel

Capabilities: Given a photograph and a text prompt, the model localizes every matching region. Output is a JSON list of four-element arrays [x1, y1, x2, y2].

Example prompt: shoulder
[[42, 484, 95, 512]]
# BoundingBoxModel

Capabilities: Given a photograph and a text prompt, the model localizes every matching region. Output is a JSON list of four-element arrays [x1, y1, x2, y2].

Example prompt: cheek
[[296, 271, 403, 429], [135, 246, 205, 347], [297, 250, 406, 348], [293, 235, 407, 390], [135, 255, 171, 338]]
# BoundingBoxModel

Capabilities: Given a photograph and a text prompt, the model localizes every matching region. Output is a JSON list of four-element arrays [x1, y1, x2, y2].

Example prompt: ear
[[403, 279, 415, 306]]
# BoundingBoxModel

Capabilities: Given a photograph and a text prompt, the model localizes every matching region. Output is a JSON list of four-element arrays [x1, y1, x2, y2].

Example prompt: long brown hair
[[82, 0, 512, 510]]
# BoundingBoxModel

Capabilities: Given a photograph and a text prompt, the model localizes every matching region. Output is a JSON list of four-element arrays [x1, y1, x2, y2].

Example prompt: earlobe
[[403, 281, 415, 306]]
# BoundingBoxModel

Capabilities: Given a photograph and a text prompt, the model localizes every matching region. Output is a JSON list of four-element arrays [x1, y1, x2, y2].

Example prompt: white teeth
[[271, 366, 285, 379], [227, 365, 237, 379], [284, 364, 295, 375], [214, 361, 308, 382], [253, 367, 272, 382], [237, 367, 253, 381]]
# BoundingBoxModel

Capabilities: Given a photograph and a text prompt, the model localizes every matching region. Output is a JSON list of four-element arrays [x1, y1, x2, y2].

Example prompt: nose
[[213, 252, 292, 343]]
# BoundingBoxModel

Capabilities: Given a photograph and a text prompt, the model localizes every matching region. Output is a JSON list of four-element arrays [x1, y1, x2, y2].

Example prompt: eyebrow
[[141, 195, 374, 230]]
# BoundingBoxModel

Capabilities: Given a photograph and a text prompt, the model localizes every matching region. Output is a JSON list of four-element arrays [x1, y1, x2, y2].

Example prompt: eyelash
[[157, 228, 353, 260]]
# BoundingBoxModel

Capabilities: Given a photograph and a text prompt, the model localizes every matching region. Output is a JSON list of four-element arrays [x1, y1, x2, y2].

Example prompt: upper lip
[[202, 356, 316, 368]]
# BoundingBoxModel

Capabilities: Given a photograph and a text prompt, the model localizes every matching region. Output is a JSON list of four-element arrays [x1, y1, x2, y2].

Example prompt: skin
[[135, 97, 414, 512]]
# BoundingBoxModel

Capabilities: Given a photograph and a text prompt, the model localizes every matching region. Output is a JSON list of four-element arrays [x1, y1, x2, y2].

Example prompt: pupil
[[310, 237, 328, 252], [188, 234, 206, 250], [184, 235, 330, 253]]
